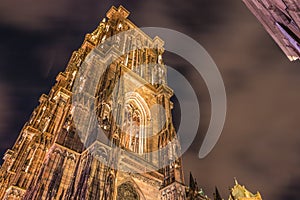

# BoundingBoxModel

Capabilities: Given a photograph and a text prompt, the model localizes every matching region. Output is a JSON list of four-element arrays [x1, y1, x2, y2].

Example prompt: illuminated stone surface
[[0, 5, 262, 200]]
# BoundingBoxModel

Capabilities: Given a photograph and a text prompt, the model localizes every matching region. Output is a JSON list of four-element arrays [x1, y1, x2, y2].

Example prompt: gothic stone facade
[[0, 5, 262, 200], [0, 6, 185, 200]]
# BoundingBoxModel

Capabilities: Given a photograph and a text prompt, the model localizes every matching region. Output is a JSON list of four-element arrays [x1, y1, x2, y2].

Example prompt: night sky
[[0, 0, 299, 199]]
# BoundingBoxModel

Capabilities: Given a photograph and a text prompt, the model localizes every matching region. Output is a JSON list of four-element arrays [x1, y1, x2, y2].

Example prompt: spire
[[189, 172, 196, 190], [234, 177, 238, 185], [214, 187, 223, 200]]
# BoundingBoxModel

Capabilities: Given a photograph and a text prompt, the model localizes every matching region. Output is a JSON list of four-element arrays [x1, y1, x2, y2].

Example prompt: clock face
[[117, 182, 140, 200]]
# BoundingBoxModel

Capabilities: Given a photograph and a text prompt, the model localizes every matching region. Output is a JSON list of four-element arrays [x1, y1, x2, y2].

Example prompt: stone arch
[[124, 92, 150, 121], [121, 92, 151, 154], [117, 180, 146, 200], [66, 152, 76, 161], [93, 147, 108, 162], [53, 147, 64, 156]]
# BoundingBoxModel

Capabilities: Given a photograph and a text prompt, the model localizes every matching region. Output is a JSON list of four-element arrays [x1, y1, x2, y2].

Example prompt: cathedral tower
[[0, 5, 186, 200]]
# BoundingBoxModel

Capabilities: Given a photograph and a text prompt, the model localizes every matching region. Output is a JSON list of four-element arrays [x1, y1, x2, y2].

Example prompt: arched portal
[[117, 182, 140, 200]]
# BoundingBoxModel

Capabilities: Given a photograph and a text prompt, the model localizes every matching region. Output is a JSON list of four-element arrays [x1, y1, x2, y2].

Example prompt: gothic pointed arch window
[[122, 104, 142, 153], [117, 182, 140, 200], [120, 92, 151, 154]]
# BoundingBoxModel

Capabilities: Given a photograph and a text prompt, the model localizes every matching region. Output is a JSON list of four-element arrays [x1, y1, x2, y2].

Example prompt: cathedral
[[0, 5, 262, 200], [243, 0, 300, 61]]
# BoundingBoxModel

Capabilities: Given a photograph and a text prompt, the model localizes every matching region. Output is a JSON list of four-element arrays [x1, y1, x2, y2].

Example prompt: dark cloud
[[279, 176, 300, 199], [0, 0, 299, 200]]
